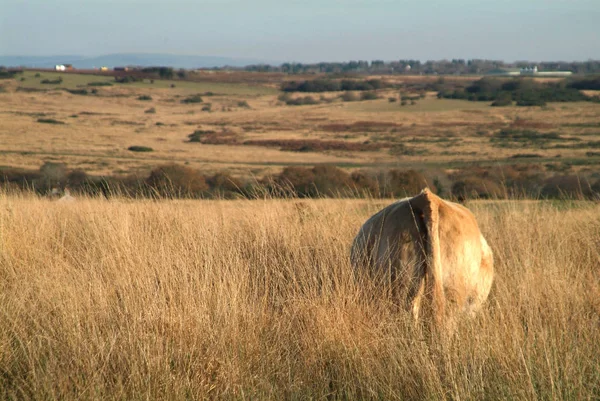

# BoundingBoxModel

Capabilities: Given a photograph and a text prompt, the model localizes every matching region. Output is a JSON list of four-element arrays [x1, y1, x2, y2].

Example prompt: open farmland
[[1, 70, 600, 185]]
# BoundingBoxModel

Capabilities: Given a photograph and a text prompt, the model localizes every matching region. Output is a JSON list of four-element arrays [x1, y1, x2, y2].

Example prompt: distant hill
[[0, 53, 277, 69]]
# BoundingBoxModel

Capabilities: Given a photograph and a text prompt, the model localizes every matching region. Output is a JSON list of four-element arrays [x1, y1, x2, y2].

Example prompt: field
[[0, 195, 599, 399], [2, 71, 600, 181], [1, 70, 600, 399]]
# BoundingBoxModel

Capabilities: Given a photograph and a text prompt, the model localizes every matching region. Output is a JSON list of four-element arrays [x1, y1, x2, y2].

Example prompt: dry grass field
[[1, 71, 600, 399], [1, 71, 600, 180], [1, 194, 599, 399]]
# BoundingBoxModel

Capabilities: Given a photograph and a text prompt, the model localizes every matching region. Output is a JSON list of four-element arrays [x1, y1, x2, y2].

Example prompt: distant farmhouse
[[54, 64, 73, 71], [486, 66, 572, 77]]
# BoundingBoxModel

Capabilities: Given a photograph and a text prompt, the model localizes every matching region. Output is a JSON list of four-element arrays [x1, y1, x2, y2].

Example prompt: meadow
[[1, 70, 600, 399], [0, 194, 599, 399], [1, 71, 599, 181]]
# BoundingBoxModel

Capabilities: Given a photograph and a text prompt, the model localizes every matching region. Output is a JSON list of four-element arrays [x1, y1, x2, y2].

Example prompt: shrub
[[540, 175, 594, 198], [128, 146, 154, 152], [388, 97, 397, 102], [311, 165, 353, 196], [283, 95, 319, 106], [66, 89, 88, 95], [207, 172, 243, 194], [39, 162, 67, 189], [340, 92, 359, 102], [274, 167, 316, 197], [181, 94, 203, 104], [144, 107, 156, 114], [37, 118, 65, 124], [202, 104, 212, 112], [188, 130, 216, 143], [138, 95, 152, 101], [360, 91, 378, 101], [67, 169, 89, 186], [350, 170, 380, 196], [451, 177, 503, 199], [87, 82, 113, 86], [384, 169, 429, 197], [41, 77, 63, 84], [491, 92, 513, 106], [114, 76, 144, 83], [237, 100, 251, 108], [146, 164, 208, 197]]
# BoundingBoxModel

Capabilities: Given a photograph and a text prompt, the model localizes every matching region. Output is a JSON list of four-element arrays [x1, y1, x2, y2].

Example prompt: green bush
[[138, 95, 152, 101], [491, 92, 513, 106], [181, 94, 203, 104], [187, 130, 215, 142], [40, 77, 63, 85], [144, 107, 156, 114], [87, 82, 113, 87], [66, 89, 88, 95], [37, 118, 65, 124], [127, 146, 154, 152]]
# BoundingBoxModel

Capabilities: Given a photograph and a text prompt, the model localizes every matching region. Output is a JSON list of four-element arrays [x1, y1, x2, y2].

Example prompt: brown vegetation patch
[[509, 119, 555, 129], [244, 139, 387, 152], [321, 121, 401, 132], [188, 130, 240, 145]]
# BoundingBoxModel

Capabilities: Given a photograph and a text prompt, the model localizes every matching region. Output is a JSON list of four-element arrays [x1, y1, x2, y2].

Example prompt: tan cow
[[351, 188, 494, 325]]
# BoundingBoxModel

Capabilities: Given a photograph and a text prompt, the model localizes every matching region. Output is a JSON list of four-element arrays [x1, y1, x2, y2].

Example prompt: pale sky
[[1, 0, 599, 63]]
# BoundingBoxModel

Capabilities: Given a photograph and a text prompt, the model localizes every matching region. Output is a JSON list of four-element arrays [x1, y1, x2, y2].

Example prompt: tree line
[[242, 59, 600, 75]]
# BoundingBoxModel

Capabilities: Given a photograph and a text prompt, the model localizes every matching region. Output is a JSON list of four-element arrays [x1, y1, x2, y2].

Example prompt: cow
[[351, 188, 494, 326]]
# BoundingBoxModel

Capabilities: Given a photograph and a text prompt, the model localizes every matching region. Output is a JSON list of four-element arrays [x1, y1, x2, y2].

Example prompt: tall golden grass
[[0, 194, 599, 400]]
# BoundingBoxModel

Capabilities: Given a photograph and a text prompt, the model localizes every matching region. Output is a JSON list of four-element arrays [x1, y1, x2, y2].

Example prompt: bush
[[188, 130, 215, 143], [311, 165, 353, 197], [138, 95, 152, 101], [146, 164, 208, 197], [39, 162, 67, 189], [274, 167, 316, 197], [237, 100, 250, 108], [350, 170, 380, 196], [87, 82, 113, 87], [340, 92, 359, 102], [360, 91, 378, 101], [114, 76, 144, 83], [128, 146, 153, 152], [491, 92, 513, 107], [66, 89, 88, 95], [540, 175, 594, 198], [37, 118, 65, 124], [41, 77, 63, 84], [567, 76, 600, 90], [451, 177, 503, 199], [207, 172, 243, 195], [285, 96, 319, 106], [202, 104, 212, 112], [384, 169, 429, 197], [181, 94, 203, 104], [144, 107, 156, 114]]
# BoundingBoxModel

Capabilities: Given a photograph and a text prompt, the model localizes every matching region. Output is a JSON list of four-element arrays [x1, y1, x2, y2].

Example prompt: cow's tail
[[412, 188, 445, 325]]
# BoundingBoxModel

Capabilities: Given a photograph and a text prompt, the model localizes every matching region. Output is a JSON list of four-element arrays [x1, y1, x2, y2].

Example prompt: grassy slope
[[0, 195, 599, 400], [16, 71, 278, 95]]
